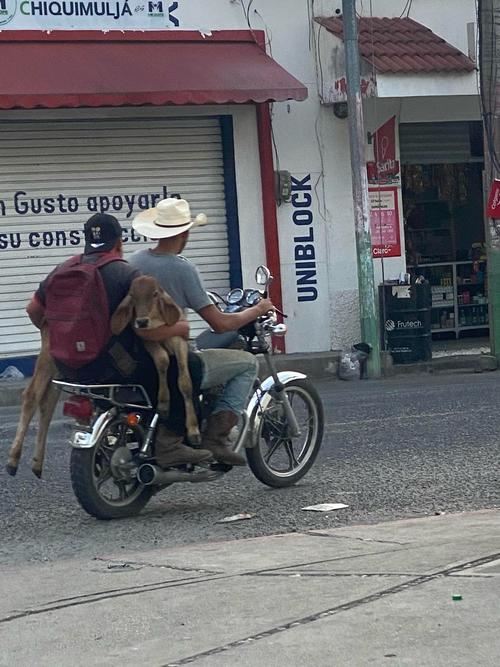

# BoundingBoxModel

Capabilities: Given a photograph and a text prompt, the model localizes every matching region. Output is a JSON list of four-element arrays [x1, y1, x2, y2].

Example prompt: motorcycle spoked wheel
[[70, 418, 154, 520], [246, 379, 324, 488]]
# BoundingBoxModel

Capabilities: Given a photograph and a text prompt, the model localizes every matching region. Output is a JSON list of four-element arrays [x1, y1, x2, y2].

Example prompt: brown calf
[[110, 275, 201, 445]]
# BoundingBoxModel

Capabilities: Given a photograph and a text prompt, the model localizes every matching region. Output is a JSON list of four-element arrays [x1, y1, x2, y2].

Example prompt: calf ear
[[110, 295, 133, 335], [158, 292, 181, 326]]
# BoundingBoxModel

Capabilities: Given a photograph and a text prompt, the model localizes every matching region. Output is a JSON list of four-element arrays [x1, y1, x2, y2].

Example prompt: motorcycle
[[54, 266, 324, 520]]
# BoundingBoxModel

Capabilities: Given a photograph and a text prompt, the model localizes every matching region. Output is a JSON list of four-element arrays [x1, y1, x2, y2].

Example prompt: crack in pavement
[[0, 573, 229, 625], [252, 571, 422, 578], [162, 551, 500, 666], [306, 531, 410, 546], [93, 557, 221, 575], [0, 546, 409, 624]]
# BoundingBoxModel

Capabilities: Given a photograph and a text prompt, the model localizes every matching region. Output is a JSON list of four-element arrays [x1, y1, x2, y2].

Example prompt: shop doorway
[[400, 121, 488, 349]]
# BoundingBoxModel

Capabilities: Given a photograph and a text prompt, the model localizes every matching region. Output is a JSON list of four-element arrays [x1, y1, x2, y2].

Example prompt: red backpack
[[44, 254, 122, 369]]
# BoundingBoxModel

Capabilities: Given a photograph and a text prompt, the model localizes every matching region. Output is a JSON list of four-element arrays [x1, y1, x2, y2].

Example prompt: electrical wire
[[238, 0, 264, 50], [310, 0, 329, 222], [253, 8, 273, 55], [398, 0, 412, 19], [307, 0, 313, 51], [269, 103, 281, 173], [477, 0, 500, 174]]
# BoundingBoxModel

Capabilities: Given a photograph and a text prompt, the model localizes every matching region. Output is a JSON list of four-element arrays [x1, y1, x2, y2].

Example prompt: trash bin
[[379, 281, 432, 364]]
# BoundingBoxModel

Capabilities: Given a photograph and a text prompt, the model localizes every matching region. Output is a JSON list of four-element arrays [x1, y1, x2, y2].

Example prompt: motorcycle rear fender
[[70, 410, 115, 449]]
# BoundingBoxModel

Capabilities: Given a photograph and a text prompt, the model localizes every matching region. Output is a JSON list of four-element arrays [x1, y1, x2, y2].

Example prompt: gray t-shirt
[[128, 249, 212, 313]]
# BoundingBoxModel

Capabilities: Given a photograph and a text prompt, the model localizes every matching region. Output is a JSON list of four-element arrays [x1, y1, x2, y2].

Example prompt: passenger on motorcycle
[[26, 212, 214, 468], [129, 198, 275, 467]]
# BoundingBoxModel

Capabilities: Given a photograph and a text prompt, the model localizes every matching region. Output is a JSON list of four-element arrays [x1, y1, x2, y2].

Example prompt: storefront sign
[[369, 187, 401, 258], [0, 0, 180, 29], [367, 116, 400, 186], [0, 185, 177, 220], [330, 75, 377, 103], [324, 41, 377, 103], [0, 185, 180, 251], [0, 225, 145, 250], [291, 174, 317, 302], [486, 178, 500, 218]]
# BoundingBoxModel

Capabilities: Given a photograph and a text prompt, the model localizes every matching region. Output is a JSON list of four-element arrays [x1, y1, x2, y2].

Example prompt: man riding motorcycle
[[129, 198, 275, 467]]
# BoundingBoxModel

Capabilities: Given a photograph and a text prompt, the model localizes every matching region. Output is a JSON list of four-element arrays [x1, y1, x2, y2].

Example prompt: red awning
[[0, 31, 308, 110]]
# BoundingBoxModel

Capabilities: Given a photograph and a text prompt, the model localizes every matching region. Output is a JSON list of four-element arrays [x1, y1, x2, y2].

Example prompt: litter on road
[[301, 503, 349, 512], [217, 513, 255, 523]]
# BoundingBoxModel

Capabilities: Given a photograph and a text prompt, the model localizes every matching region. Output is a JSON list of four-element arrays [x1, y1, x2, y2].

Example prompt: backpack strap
[[81, 254, 128, 269]]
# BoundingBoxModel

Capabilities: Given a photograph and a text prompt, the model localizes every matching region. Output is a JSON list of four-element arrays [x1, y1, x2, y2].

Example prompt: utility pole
[[479, 0, 500, 359], [342, 0, 381, 377]]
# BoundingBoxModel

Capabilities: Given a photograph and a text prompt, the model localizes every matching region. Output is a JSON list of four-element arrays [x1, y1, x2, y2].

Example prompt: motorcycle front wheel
[[70, 418, 154, 520], [246, 378, 324, 488]]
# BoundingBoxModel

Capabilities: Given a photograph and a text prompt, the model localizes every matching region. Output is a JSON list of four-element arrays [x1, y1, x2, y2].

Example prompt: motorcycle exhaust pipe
[[137, 463, 193, 486]]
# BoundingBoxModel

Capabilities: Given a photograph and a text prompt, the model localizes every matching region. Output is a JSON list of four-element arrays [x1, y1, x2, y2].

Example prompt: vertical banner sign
[[486, 179, 500, 218], [368, 187, 401, 258], [367, 116, 400, 186]]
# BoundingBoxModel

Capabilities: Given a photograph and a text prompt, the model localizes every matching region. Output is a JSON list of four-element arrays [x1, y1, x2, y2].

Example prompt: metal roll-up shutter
[[0, 116, 231, 357], [399, 122, 482, 165]]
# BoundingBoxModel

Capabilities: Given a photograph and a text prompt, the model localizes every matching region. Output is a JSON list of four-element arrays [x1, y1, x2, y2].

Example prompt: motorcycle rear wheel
[[70, 418, 153, 520], [246, 378, 324, 488]]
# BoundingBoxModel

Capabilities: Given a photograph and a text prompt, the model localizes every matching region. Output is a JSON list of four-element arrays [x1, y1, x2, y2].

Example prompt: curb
[[385, 353, 498, 376], [259, 351, 498, 380], [1, 352, 496, 408], [0, 381, 26, 408]]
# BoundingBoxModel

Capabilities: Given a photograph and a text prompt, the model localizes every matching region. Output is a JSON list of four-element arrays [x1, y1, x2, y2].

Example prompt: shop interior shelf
[[412, 261, 489, 340], [408, 228, 451, 233], [458, 303, 488, 308], [458, 324, 489, 330]]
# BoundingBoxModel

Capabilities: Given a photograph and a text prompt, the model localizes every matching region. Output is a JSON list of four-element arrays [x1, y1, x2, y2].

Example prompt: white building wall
[[170, 0, 481, 353], [173, 0, 335, 352]]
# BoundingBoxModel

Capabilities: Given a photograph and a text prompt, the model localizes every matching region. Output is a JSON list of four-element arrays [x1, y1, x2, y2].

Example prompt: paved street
[[1, 371, 499, 565]]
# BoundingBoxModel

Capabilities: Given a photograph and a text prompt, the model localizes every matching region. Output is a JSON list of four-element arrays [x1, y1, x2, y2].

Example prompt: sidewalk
[[1, 509, 499, 666]]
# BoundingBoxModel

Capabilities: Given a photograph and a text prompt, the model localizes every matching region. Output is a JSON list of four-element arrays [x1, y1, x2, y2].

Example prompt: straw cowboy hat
[[132, 198, 207, 239]]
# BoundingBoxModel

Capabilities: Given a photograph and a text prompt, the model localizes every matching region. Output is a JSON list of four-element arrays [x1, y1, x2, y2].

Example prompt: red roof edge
[[315, 16, 476, 74]]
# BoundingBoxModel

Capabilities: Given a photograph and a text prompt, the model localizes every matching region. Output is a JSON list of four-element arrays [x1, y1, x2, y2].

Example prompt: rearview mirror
[[255, 265, 272, 286]]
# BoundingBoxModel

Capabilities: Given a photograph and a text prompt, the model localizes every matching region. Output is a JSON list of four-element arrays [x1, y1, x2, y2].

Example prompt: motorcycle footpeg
[[209, 462, 233, 473]]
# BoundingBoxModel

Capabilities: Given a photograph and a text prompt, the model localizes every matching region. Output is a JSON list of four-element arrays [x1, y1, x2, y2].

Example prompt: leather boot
[[155, 425, 212, 469], [202, 411, 246, 466]]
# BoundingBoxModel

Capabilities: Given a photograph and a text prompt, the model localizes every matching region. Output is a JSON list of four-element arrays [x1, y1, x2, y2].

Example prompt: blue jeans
[[198, 349, 258, 415]]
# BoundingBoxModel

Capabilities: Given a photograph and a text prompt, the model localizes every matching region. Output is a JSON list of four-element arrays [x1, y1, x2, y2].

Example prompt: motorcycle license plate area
[[63, 396, 93, 424]]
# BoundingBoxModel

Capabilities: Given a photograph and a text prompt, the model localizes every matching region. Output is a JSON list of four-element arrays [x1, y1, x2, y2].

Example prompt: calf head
[[111, 275, 182, 334]]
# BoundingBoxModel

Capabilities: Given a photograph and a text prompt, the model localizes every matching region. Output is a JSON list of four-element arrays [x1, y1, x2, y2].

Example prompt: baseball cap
[[84, 213, 123, 254]]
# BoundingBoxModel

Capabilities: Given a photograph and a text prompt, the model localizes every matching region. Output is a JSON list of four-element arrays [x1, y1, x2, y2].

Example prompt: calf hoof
[[5, 464, 18, 477], [187, 431, 202, 447], [31, 463, 42, 479]]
